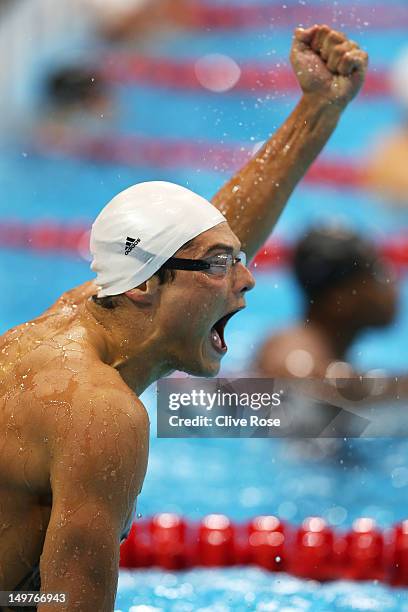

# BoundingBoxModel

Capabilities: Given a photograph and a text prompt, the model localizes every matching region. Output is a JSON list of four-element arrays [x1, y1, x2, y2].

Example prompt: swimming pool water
[[1, 0, 408, 609], [115, 569, 408, 611]]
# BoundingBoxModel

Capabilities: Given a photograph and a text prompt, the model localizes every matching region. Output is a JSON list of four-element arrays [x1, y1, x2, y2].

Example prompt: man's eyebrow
[[202, 243, 238, 256]]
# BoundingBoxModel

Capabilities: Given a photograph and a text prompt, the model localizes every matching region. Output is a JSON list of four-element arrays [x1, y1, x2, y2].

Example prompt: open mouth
[[210, 309, 241, 354]]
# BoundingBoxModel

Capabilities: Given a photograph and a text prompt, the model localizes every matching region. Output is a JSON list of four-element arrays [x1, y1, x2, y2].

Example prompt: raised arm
[[38, 386, 149, 612], [212, 25, 368, 259]]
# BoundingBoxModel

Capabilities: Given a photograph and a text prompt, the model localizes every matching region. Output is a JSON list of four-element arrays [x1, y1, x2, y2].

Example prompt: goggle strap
[[162, 257, 211, 271]]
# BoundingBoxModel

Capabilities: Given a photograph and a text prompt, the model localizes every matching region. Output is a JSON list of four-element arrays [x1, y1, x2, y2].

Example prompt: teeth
[[211, 327, 223, 350]]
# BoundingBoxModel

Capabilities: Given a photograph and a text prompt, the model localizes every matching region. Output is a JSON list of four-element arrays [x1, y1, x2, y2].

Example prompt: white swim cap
[[90, 181, 226, 297]]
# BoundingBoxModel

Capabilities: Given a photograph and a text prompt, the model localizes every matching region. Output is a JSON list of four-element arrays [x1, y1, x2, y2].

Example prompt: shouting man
[[0, 26, 367, 611]]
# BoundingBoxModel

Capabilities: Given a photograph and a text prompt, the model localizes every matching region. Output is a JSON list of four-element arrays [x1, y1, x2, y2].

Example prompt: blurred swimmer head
[[46, 65, 110, 115], [293, 226, 398, 328], [89, 181, 255, 377]]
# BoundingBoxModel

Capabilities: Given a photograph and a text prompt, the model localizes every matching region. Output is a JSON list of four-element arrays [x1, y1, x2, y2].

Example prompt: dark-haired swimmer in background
[[256, 227, 404, 455], [256, 227, 399, 379], [0, 26, 368, 612]]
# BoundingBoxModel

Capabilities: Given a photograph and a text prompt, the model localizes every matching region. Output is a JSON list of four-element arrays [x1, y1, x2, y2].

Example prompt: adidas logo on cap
[[125, 236, 141, 255]]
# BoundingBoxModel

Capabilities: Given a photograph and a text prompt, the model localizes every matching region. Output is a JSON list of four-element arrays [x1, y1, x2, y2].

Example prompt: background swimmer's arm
[[38, 388, 149, 612], [212, 25, 368, 259], [363, 132, 408, 204], [288, 376, 408, 407]]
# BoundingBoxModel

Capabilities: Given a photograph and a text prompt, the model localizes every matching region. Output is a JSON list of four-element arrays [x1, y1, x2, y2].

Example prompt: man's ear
[[124, 275, 161, 305]]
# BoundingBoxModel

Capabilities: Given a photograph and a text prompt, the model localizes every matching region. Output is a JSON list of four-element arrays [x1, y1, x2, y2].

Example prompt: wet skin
[[0, 25, 369, 609], [0, 223, 254, 611], [0, 282, 149, 600]]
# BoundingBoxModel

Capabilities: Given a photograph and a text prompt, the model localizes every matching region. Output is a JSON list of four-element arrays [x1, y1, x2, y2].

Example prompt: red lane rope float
[[119, 514, 408, 586], [0, 222, 88, 253], [254, 237, 408, 269], [1, 222, 408, 269], [38, 132, 253, 173], [36, 130, 365, 187], [102, 55, 389, 97], [185, 2, 408, 31]]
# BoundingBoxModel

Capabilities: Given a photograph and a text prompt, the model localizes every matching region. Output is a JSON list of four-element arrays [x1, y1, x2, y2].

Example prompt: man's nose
[[234, 262, 255, 294]]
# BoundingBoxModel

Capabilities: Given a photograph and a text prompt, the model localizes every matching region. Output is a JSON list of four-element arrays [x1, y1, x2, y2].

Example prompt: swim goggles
[[162, 251, 247, 277]]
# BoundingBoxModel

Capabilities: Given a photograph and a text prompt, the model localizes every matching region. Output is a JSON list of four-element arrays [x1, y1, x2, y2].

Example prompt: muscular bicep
[[39, 390, 149, 611]]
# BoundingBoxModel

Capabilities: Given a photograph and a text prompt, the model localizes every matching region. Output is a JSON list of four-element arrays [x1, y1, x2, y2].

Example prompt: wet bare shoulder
[[4, 336, 149, 465], [256, 326, 331, 377], [0, 282, 98, 363], [33, 356, 150, 440], [45, 369, 150, 500]]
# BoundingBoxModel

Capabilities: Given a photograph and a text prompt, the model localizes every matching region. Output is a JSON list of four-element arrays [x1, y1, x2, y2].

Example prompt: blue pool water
[[115, 569, 408, 611], [1, 0, 408, 609]]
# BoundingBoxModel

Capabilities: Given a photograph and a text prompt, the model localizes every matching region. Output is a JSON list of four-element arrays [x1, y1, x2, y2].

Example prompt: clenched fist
[[290, 24, 368, 107]]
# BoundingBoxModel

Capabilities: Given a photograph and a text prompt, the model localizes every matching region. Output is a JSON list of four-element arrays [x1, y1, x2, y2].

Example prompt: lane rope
[[35, 130, 367, 187], [178, 2, 408, 31], [119, 513, 408, 586], [102, 55, 389, 97], [1, 221, 407, 268]]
